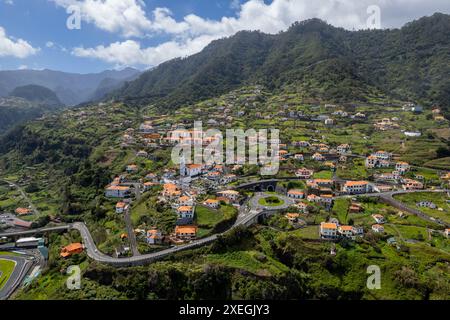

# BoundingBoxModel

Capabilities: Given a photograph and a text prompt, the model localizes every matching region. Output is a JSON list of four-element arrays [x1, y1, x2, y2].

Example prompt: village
[[1, 87, 449, 263]]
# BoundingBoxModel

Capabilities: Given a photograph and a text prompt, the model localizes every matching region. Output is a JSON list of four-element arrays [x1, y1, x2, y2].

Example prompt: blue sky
[[1, 0, 450, 74]]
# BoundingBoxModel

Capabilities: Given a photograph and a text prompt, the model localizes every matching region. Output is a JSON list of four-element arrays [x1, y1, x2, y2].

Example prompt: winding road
[[0, 189, 448, 267], [0, 255, 33, 300]]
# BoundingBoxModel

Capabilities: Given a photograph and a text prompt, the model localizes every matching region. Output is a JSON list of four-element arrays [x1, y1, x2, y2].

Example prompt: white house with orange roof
[[395, 161, 410, 173], [287, 189, 304, 199], [285, 213, 301, 224], [296, 202, 308, 213], [372, 224, 385, 233], [163, 183, 181, 198], [217, 190, 239, 202], [295, 168, 313, 179], [402, 178, 423, 190], [105, 185, 131, 198], [342, 181, 370, 194], [320, 222, 338, 239], [365, 155, 378, 168], [178, 196, 194, 206], [175, 225, 197, 240], [372, 214, 386, 224], [307, 194, 321, 203], [203, 199, 220, 209], [319, 194, 334, 206], [338, 225, 354, 238], [183, 164, 203, 177], [115, 202, 128, 214], [337, 144, 351, 155], [312, 153, 325, 161], [373, 150, 392, 160], [177, 206, 195, 219], [146, 229, 163, 244], [445, 229, 450, 238]]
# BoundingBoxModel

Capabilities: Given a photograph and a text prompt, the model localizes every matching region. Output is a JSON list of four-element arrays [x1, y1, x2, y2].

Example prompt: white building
[[146, 229, 162, 244], [295, 168, 313, 179], [373, 151, 392, 161], [416, 201, 437, 209], [337, 144, 351, 155], [287, 189, 304, 199], [177, 206, 195, 219], [105, 186, 131, 198], [372, 224, 385, 233], [372, 214, 386, 224], [115, 202, 128, 213], [395, 162, 410, 173], [342, 181, 370, 194], [217, 190, 239, 202], [320, 222, 338, 239]]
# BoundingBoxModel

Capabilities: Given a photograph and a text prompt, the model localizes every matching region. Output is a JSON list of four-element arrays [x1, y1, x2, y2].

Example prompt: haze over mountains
[[0, 67, 141, 106], [113, 13, 450, 117], [0, 68, 140, 133]]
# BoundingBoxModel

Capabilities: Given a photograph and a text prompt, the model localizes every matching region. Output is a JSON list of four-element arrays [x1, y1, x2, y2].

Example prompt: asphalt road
[[249, 192, 295, 211], [0, 189, 448, 267], [0, 255, 31, 300], [1, 180, 40, 215]]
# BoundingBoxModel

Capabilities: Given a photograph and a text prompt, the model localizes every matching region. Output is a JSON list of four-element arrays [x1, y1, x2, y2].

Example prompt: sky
[[1, 0, 450, 74]]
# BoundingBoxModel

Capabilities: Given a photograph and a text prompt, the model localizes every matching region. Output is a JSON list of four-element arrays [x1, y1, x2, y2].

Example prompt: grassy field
[[394, 192, 450, 224], [0, 258, 16, 290], [196, 205, 237, 237], [258, 196, 285, 207]]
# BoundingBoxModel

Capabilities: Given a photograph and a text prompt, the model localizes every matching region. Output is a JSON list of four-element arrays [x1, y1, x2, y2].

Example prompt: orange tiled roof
[[321, 222, 337, 229], [178, 206, 193, 212], [345, 181, 368, 186], [175, 225, 197, 234]]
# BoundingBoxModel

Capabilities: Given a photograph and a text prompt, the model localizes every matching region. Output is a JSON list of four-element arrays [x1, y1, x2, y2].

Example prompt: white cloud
[[0, 26, 38, 58], [68, 0, 450, 67], [73, 35, 217, 66], [18, 64, 28, 70], [52, 0, 152, 37], [4, 0, 14, 5], [230, 0, 241, 11], [46, 41, 54, 48]]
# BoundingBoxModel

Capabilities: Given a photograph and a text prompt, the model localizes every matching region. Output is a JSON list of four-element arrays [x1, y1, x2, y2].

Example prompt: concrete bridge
[[234, 179, 279, 192]]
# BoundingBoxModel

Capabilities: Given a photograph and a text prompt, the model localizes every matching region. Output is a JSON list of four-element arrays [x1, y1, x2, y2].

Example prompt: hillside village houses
[[402, 178, 424, 190], [287, 189, 305, 199], [342, 181, 370, 194], [372, 214, 386, 224], [175, 225, 198, 240], [217, 190, 240, 202], [395, 161, 410, 173], [416, 201, 437, 209], [372, 224, 385, 233], [146, 229, 163, 245], [177, 206, 195, 219], [105, 185, 131, 198], [115, 202, 128, 214], [295, 168, 314, 179], [203, 199, 220, 209], [319, 222, 364, 240], [337, 144, 351, 155]]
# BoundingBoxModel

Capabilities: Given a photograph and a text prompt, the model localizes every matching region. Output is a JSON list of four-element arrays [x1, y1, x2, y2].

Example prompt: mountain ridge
[[0, 67, 141, 106], [112, 13, 450, 116]]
